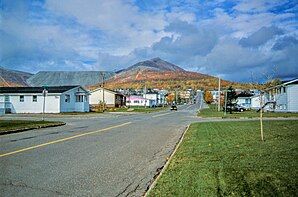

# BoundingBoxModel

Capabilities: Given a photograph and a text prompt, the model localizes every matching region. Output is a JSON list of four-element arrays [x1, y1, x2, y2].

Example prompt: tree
[[166, 94, 175, 104], [204, 91, 213, 104], [227, 86, 238, 114]]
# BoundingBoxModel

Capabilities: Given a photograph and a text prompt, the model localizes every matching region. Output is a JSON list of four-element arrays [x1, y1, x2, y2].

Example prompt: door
[[4, 95, 11, 113]]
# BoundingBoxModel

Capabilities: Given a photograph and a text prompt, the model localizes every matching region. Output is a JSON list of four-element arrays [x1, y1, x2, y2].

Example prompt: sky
[[0, 0, 298, 82]]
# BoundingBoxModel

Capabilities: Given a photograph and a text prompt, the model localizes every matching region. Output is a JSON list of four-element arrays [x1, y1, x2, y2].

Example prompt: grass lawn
[[0, 120, 65, 134], [148, 120, 298, 197], [199, 104, 298, 118]]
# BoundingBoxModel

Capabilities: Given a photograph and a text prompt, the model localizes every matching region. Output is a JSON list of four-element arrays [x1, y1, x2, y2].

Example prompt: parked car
[[170, 105, 177, 111], [223, 104, 246, 112]]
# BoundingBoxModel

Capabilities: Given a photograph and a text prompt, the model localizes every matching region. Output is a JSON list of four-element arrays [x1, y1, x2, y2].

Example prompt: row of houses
[[1, 78, 297, 114], [0, 86, 167, 114]]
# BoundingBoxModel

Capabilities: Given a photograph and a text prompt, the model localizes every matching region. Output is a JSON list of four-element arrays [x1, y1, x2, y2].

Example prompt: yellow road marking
[[0, 122, 132, 158], [152, 112, 172, 118]]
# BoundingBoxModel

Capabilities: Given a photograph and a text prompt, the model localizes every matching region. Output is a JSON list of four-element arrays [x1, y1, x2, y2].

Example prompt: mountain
[[127, 57, 185, 72], [0, 66, 33, 87], [104, 57, 237, 90], [27, 71, 115, 87]]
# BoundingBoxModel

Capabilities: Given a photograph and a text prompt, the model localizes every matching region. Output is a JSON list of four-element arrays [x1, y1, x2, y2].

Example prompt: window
[[76, 95, 84, 102], [126, 101, 131, 103], [33, 95, 37, 102], [4, 95, 9, 102], [65, 94, 70, 103], [20, 95, 24, 102], [134, 100, 139, 103], [283, 87, 286, 93]]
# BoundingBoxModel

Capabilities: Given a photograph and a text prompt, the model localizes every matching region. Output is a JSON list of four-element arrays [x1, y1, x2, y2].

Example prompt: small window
[[20, 95, 24, 102], [76, 95, 84, 102], [283, 87, 286, 93], [33, 95, 37, 102], [126, 101, 131, 103], [65, 94, 70, 103]]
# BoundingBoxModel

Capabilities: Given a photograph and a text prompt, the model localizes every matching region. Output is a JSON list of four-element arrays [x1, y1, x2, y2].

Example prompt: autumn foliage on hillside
[[102, 69, 258, 91]]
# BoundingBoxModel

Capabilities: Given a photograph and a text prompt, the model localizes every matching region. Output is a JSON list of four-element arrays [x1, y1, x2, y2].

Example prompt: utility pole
[[218, 77, 221, 112], [101, 72, 105, 112], [42, 86, 48, 121], [224, 90, 229, 116], [260, 92, 264, 142], [144, 84, 147, 108]]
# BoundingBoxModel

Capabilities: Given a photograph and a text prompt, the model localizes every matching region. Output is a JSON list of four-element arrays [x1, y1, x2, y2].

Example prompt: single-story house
[[263, 78, 298, 112], [143, 92, 158, 106], [237, 93, 254, 108], [89, 87, 125, 108], [0, 86, 90, 113], [126, 95, 155, 107]]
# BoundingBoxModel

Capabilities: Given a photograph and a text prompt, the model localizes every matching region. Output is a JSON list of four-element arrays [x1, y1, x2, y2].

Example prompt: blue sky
[[0, 0, 297, 82]]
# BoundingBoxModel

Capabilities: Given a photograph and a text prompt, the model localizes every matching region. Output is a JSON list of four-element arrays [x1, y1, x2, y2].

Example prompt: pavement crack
[[1, 180, 69, 196], [115, 182, 134, 197]]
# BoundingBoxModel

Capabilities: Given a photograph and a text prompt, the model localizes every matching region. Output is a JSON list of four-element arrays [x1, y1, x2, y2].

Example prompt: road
[[1, 103, 207, 197]]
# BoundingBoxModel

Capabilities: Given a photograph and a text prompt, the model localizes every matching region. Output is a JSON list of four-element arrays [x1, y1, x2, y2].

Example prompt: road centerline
[[152, 112, 172, 118], [0, 121, 132, 158]]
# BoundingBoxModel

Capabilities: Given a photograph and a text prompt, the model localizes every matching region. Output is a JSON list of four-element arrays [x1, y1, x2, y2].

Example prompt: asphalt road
[[0, 104, 207, 197]]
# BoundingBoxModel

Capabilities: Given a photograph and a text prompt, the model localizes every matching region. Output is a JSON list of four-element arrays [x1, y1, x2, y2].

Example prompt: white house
[[237, 93, 254, 108], [143, 92, 158, 106], [263, 78, 298, 112], [89, 87, 125, 108], [126, 95, 155, 107], [0, 86, 90, 113]]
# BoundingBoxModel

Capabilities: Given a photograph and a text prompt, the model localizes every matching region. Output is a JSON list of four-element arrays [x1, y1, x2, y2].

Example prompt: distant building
[[89, 87, 125, 108], [237, 93, 254, 108], [126, 95, 156, 107], [0, 86, 90, 114]]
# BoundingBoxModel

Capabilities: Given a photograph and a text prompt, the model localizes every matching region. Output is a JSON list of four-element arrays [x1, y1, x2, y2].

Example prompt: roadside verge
[[0, 120, 65, 135]]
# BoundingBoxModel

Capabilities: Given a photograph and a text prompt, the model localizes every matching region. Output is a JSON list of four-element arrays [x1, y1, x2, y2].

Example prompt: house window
[[65, 94, 70, 103], [134, 100, 139, 103], [20, 95, 24, 102], [33, 95, 37, 102], [283, 87, 286, 93], [76, 95, 84, 102], [4, 95, 9, 102], [126, 101, 131, 103]]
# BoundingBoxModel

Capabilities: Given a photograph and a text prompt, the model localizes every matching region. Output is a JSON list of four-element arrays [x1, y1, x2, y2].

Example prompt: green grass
[[0, 120, 65, 134], [199, 104, 298, 118], [148, 120, 298, 197]]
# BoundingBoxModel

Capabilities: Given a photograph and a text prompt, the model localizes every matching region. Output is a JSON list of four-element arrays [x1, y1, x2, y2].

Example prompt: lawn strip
[[199, 105, 298, 118], [0, 120, 65, 135], [148, 120, 298, 196]]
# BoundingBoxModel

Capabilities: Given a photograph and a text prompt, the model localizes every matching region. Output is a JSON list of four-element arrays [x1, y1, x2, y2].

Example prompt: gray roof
[[27, 71, 115, 87], [0, 86, 80, 94]]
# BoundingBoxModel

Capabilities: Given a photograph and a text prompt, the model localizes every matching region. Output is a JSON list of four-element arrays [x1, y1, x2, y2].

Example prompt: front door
[[4, 95, 11, 113]]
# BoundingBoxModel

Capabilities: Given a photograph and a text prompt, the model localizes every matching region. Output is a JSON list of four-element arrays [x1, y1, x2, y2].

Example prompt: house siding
[[0, 86, 89, 113], [60, 87, 89, 112], [90, 88, 124, 108], [0, 94, 60, 113], [287, 85, 298, 112]]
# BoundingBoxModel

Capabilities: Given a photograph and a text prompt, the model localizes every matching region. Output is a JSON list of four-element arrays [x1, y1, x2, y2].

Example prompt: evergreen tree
[[227, 86, 238, 114]]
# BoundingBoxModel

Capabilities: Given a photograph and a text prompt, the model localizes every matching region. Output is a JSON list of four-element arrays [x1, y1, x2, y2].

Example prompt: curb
[[144, 124, 191, 197], [0, 122, 66, 135]]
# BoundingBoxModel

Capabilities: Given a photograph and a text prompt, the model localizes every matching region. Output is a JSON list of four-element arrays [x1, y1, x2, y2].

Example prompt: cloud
[[0, 0, 297, 83], [272, 36, 298, 51], [239, 26, 283, 48]]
